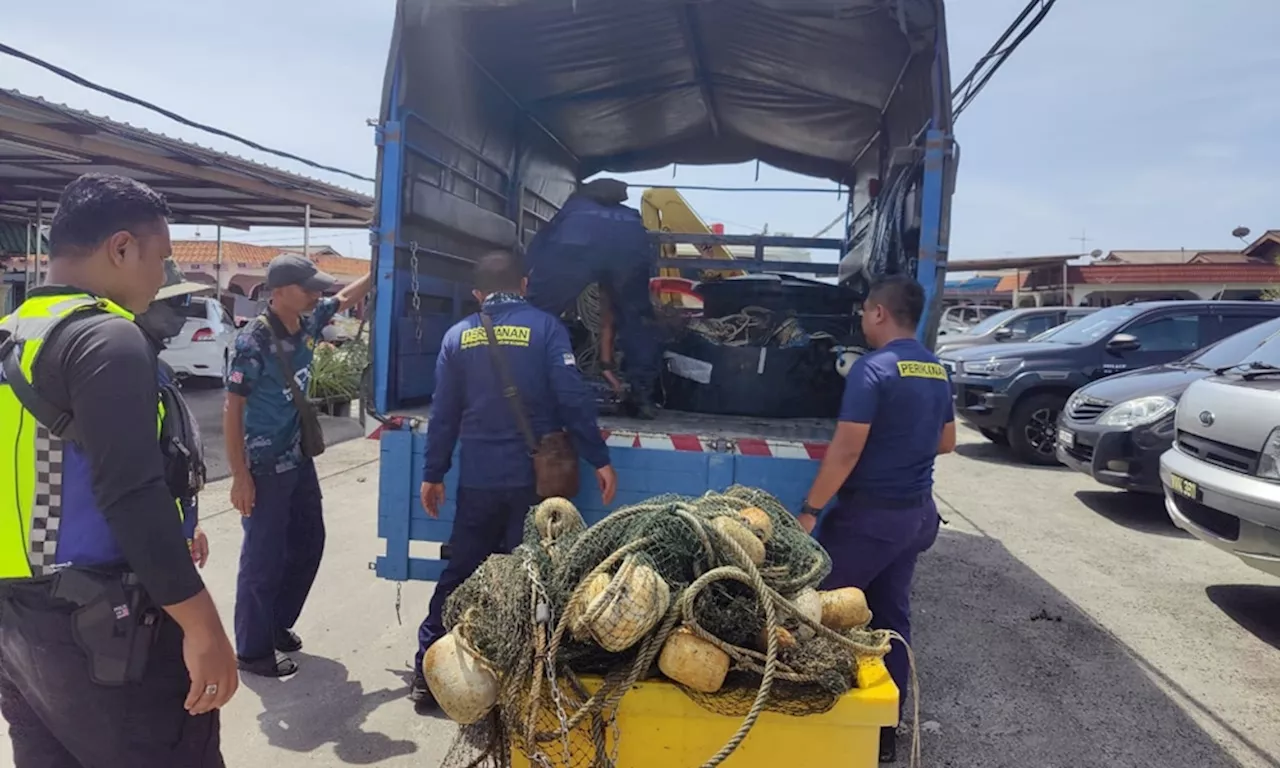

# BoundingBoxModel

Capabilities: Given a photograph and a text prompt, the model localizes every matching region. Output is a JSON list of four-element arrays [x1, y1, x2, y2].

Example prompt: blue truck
[[369, 0, 957, 583]]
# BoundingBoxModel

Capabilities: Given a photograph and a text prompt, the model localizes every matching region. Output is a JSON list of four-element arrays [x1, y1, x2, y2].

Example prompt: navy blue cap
[[265, 253, 337, 292]]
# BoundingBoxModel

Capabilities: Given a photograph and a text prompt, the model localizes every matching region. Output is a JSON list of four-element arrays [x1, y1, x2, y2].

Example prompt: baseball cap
[[155, 258, 212, 301], [265, 253, 337, 292]]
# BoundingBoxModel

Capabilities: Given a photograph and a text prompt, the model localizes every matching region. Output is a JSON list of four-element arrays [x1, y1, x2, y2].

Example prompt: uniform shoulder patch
[[562, 352, 576, 367], [896, 360, 947, 380]]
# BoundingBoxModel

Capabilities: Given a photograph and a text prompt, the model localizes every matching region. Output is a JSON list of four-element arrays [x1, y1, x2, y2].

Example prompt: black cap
[[265, 253, 337, 292]]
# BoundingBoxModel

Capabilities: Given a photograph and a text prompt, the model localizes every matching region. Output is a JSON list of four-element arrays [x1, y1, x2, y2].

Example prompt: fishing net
[[436, 486, 894, 768]]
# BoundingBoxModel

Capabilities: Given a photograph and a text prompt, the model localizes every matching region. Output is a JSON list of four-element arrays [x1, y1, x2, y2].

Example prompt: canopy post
[[304, 204, 311, 258], [215, 226, 223, 302], [34, 198, 44, 288]]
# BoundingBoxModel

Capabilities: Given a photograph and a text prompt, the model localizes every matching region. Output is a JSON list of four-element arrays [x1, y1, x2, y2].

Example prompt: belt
[[837, 490, 934, 510]]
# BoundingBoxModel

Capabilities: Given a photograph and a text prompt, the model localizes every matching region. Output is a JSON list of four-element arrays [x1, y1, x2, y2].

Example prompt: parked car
[[1159, 332, 1280, 577], [1058, 315, 1280, 493], [936, 304, 1005, 338], [160, 295, 237, 382], [936, 306, 1097, 356], [941, 301, 1280, 465]]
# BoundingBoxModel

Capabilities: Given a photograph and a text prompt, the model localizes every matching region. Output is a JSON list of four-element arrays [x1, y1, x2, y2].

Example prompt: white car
[[160, 296, 237, 382]]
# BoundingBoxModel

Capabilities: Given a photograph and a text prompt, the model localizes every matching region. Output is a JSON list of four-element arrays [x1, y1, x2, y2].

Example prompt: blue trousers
[[414, 486, 539, 673], [817, 493, 940, 716], [235, 459, 325, 661]]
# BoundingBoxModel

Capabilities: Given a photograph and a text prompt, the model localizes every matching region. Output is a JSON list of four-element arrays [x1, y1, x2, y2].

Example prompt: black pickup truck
[[940, 301, 1280, 465]]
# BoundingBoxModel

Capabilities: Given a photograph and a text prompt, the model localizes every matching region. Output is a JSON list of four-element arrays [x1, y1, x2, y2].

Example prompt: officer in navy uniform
[[797, 276, 956, 763], [524, 179, 662, 418], [410, 249, 618, 708], [0, 173, 237, 767]]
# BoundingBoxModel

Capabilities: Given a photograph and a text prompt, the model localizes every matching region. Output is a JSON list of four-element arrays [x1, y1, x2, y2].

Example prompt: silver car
[[1159, 342, 1280, 578]]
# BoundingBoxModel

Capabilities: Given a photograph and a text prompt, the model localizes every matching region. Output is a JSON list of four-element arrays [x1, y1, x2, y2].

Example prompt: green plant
[[308, 337, 368, 401]]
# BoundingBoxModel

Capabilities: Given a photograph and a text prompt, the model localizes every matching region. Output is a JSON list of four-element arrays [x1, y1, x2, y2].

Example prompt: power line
[[0, 42, 375, 184], [951, 0, 1060, 120]]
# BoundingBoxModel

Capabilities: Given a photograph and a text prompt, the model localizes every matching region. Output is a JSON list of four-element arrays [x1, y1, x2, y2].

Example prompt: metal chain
[[409, 240, 423, 344], [522, 555, 577, 766]]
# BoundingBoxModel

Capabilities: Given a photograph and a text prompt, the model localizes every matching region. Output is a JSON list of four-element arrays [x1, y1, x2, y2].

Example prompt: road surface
[[0, 425, 1276, 767]]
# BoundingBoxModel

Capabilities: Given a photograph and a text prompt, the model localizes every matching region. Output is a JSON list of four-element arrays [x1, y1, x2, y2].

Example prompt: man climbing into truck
[[525, 178, 662, 419]]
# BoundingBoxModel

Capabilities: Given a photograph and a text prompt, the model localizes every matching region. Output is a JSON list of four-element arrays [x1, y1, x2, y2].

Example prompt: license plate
[[1169, 474, 1202, 502], [1057, 428, 1074, 448]]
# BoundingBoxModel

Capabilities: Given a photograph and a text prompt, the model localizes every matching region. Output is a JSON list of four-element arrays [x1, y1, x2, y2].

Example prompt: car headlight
[[961, 358, 1023, 377], [1096, 395, 1177, 427], [1257, 427, 1280, 480]]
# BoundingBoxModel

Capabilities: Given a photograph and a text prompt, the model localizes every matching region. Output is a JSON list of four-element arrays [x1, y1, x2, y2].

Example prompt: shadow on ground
[[912, 528, 1272, 768], [1073, 490, 1190, 538], [953, 441, 1069, 471], [241, 652, 417, 764], [1206, 584, 1280, 652]]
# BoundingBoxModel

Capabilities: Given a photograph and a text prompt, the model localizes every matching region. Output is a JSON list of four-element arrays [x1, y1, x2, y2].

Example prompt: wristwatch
[[799, 502, 820, 518]]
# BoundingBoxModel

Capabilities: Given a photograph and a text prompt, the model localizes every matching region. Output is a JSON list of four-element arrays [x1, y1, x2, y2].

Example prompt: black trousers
[[414, 485, 538, 673], [0, 590, 223, 768]]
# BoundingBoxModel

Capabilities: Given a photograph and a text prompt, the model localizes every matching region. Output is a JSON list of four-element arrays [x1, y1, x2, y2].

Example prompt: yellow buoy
[[737, 506, 774, 543], [659, 628, 731, 693], [711, 516, 766, 566], [820, 587, 872, 630], [585, 557, 671, 652], [423, 630, 499, 725]]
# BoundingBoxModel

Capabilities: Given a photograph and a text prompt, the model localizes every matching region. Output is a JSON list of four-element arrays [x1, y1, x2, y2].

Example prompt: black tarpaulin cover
[[396, 0, 945, 184]]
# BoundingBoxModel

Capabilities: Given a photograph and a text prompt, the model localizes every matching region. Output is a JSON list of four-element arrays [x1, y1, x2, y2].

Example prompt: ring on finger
[[204, 683, 219, 696]]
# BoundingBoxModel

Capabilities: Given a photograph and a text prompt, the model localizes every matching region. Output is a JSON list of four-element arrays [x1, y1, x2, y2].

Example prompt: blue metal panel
[[915, 128, 950, 345], [375, 431, 823, 583], [732, 455, 820, 515], [373, 60, 404, 416], [375, 428, 414, 580]]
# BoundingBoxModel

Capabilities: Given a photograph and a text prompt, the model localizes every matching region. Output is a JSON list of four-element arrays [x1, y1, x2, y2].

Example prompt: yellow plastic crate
[[512, 656, 898, 768]]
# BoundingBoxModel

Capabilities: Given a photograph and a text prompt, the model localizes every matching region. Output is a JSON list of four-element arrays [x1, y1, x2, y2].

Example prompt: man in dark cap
[[223, 253, 371, 677]]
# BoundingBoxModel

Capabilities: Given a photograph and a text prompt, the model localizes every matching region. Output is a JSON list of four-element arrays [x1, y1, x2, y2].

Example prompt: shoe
[[237, 650, 299, 678], [878, 726, 897, 763], [630, 390, 657, 420], [275, 629, 303, 653], [410, 669, 437, 714]]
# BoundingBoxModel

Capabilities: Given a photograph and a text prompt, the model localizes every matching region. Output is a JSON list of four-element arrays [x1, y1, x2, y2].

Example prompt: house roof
[[1069, 262, 1280, 285], [1097, 250, 1198, 265], [0, 89, 372, 228], [171, 240, 370, 276], [995, 272, 1030, 292], [947, 254, 1080, 271]]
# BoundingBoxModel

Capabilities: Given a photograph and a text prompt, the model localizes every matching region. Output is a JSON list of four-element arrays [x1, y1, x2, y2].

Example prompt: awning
[[0, 89, 373, 229]]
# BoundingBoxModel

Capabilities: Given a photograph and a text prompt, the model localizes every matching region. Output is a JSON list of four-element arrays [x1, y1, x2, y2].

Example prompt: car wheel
[[979, 428, 1009, 446], [1009, 393, 1066, 466]]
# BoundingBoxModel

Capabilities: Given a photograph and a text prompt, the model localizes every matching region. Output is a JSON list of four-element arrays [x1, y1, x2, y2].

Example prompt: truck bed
[[386, 406, 836, 445]]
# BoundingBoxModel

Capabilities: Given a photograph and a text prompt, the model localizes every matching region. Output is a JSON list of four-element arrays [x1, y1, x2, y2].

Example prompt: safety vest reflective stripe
[[0, 293, 175, 580]]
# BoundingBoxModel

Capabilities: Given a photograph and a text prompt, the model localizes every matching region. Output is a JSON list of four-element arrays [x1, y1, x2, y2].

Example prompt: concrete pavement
[[182, 382, 366, 481], [1, 425, 1277, 767]]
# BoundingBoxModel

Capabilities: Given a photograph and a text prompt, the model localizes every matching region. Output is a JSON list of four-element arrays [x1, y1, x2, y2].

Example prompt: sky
[[3, 0, 1279, 264]]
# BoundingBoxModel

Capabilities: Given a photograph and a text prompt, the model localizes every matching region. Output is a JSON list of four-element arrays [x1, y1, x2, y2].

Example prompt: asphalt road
[[1, 424, 1277, 767], [182, 380, 366, 482]]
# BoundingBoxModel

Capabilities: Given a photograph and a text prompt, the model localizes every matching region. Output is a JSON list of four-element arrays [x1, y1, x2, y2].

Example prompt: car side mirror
[[1106, 333, 1141, 352], [993, 327, 1014, 341]]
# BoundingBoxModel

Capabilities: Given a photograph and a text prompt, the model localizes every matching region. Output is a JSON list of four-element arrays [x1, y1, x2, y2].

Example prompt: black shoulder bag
[[480, 312, 579, 499], [264, 313, 327, 459]]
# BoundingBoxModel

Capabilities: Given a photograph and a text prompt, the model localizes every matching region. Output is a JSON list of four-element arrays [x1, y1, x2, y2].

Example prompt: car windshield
[[1040, 306, 1141, 344], [1030, 320, 1074, 342], [964, 309, 1019, 336], [1176, 317, 1280, 369], [1228, 320, 1280, 369]]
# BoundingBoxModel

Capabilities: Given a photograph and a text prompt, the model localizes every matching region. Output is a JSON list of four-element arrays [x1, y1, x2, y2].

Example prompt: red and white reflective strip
[[369, 421, 827, 459], [602, 430, 827, 459]]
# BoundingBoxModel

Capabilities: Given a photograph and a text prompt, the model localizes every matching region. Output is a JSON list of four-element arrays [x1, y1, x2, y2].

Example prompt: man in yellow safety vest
[[0, 173, 237, 767]]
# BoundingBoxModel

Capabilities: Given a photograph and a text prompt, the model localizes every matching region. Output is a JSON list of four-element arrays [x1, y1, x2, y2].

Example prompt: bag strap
[[479, 312, 539, 454], [263, 312, 312, 416]]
